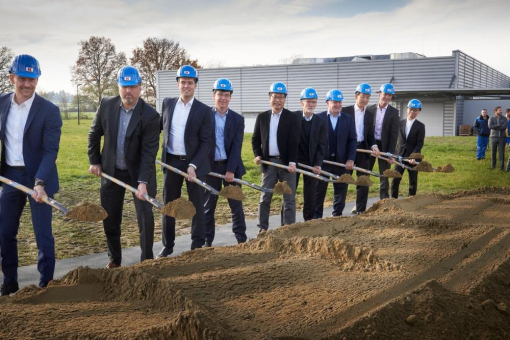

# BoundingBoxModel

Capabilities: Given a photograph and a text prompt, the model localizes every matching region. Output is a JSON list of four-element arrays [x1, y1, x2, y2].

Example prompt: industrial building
[[156, 50, 510, 136]]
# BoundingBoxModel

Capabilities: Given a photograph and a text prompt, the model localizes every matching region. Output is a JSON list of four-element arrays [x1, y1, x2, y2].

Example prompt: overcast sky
[[2, 0, 509, 94]]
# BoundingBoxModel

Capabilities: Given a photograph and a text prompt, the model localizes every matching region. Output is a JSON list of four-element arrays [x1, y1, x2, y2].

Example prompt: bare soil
[[2, 187, 510, 339]]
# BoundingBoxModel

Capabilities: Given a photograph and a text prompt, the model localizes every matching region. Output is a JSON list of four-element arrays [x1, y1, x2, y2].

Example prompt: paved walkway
[[9, 197, 380, 288]]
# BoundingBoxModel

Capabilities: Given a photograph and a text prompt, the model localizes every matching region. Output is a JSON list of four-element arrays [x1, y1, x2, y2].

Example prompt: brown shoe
[[106, 261, 121, 269]]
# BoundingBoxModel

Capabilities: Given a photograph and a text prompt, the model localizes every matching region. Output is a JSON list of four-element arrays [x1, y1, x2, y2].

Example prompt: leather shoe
[[156, 247, 173, 258], [257, 228, 267, 235], [351, 207, 357, 214], [205, 240, 212, 247], [105, 261, 121, 269], [1, 282, 19, 296]]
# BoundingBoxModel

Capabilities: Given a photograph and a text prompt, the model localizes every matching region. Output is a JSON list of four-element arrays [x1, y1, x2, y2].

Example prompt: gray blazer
[[489, 115, 507, 138]]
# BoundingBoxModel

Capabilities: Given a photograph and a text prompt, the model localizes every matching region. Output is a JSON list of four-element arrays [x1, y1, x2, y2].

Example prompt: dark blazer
[[209, 108, 246, 177], [317, 111, 357, 163], [160, 97, 213, 177], [342, 105, 376, 149], [396, 119, 425, 157], [295, 111, 328, 166], [366, 104, 400, 154], [88, 96, 160, 189], [252, 108, 300, 171], [0, 93, 62, 195]]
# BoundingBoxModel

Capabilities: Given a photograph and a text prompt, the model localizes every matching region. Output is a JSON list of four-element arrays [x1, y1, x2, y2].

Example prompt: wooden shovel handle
[[100, 172, 163, 209], [157, 160, 220, 195]]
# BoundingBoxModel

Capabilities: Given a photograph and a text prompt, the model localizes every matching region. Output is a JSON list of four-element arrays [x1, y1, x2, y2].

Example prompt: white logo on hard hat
[[124, 76, 131, 81], [277, 87, 282, 91], [184, 70, 190, 75], [220, 84, 226, 88], [26, 67, 33, 72]]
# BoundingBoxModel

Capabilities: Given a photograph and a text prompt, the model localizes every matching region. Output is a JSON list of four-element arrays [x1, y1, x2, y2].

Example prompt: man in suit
[[315, 89, 357, 218], [0, 54, 62, 295], [391, 99, 426, 198], [157, 65, 213, 256], [88, 66, 160, 268], [204, 78, 247, 246], [294, 88, 327, 221], [342, 83, 376, 214], [366, 83, 400, 200], [252, 82, 300, 232], [488, 106, 507, 171]]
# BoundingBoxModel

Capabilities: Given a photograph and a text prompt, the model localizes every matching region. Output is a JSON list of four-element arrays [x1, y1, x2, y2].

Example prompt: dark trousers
[[161, 155, 206, 250], [296, 170, 319, 221], [100, 168, 155, 265], [369, 141, 391, 199], [204, 163, 247, 244], [354, 149, 370, 212], [391, 163, 418, 198], [0, 166, 55, 287], [315, 161, 348, 218], [491, 137, 506, 170]]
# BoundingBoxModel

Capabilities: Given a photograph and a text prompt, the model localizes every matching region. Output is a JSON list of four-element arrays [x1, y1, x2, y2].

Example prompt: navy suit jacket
[[252, 108, 300, 172], [317, 111, 357, 163], [342, 105, 376, 150], [209, 108, 246, 178], [366, 104, 400, 154], [160, 97, 213, 177], [0, 93, 62, 195], [88, 96, 160, 191]]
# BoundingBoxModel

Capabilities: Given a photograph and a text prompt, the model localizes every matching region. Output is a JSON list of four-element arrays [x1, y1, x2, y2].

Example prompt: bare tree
[[71, 36, 126, 111], [130, 37, 200, 107], [38, 91, 56, 102], [279, 54, 303, 65], [58, 90, 73, 119], [0, 46, 14, 94]]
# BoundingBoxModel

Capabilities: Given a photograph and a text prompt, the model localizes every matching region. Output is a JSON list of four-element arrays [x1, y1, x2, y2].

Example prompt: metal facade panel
[[196, 68, 242, 112], [444, 100, 455, 136], [456, 51, 510, 89], [240, 65, 288, 113]]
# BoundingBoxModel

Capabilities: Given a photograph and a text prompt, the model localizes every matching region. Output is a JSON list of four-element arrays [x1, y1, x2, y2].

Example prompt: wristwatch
[[35, 179, 46, 187]]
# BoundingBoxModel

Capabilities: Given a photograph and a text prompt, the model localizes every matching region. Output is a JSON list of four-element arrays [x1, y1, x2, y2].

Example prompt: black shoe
[[156, 247, 173, 258], [1, 282, 19, 296], [205, 240, 212, 247], [237, 239, 246, 244], [257, 228, 267, 235]]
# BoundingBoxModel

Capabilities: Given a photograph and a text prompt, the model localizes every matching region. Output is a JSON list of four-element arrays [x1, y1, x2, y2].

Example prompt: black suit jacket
[[88, 96, 160, 191], [317, 111, 357, 163], [209, 108, 246, 177], [160, 97, 213, 177], [295, 111, 327, 166], [342, 105, 376, 150], [396, 119, 425, 158], [252, 108, 300, 171], [0, 93, 62, 195], [366, 104, 400, 154]]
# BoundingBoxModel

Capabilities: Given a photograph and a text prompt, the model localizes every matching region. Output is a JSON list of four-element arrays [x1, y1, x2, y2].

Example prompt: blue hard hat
[[176, 65, 198, 82], [325, 89, 344, 102], [300, 87, 318, 100], [212, 78, 233, 92], [408, 99, 422, 110], [355, 83, 372, 95], [379, 83, 395, 94], [9, 54, 41, 78], [117, 66, 142, 86], [269, 82, 287, 95]]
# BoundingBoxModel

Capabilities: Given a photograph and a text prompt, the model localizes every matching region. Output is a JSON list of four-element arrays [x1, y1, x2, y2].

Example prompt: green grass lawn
[[12, 119, 508, 266]]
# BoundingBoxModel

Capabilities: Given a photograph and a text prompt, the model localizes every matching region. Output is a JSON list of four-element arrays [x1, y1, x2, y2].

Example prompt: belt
[[269, 156, 281, 159], [214, 159, 228, 165], [168, 153, 188, 161], [7, 165, 26, 171]]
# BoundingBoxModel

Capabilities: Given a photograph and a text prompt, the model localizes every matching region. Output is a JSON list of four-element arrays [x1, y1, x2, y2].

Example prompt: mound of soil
[[64, 202, 107, 222], [382, 169, 402, 178], [435, 164, 455, 173], [356, 175, 372, 186], [337, 174, 356, 184], [414, 161, 434, 172], [2, 188, 510, 339], [219, 185, 245, 201], [160, 197, 196, 219], [408, 152, 424, 159], [273, 181, 292, 195]]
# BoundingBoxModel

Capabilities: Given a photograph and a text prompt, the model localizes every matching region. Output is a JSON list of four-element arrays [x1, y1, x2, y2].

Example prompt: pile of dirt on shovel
[[160, 197, 196, 219], [273, 181, 292, 194], [2, 187, 510, 339], [64, 201, 107, 222], [338, 174, 356, 184], [356, 175, 372, 186], [219, 185, 245, 201], [382, 169, 402, 178], [414, 160, 434, 172]]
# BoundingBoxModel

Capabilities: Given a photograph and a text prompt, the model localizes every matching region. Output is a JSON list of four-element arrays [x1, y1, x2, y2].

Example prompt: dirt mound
[[273, 181, 292, 194], [64, 201, 107, 222], [161, 197, 196, 219], [337, 174, 356, 184], [414, 161, 434, 172], [356, 175, 372, 186], [382, 169, 402, 178], [409, 152, 424, 159], [435, 163, 455, 173], [219, 184, 245, 201]]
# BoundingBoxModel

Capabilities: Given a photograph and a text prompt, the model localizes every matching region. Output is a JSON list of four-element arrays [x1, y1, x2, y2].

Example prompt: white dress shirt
[[5, 93, 35, 166], [354, 104, 365, 142], [328, 111, 340, 131], [374, 104, 388, 140], [269, 110, 281, 156], [167, 97, 194, 155], [405, 118, 416, 139]]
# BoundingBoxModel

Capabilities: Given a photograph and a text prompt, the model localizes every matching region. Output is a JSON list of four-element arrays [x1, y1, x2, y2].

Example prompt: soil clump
[[337, 174, 356, 184], [64, 201, 107, 222], [382, 169, 402, 178], [160, 197, 196, 219], [355, 175, 372, 186], [414, 160, 434, 172], [435, 163, 455, 173], [273, 181, 292, 194], [219, 185, 245, 201]]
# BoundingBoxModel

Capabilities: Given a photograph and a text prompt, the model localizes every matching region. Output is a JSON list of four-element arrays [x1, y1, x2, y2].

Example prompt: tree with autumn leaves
[[71, 36, 199, 109]]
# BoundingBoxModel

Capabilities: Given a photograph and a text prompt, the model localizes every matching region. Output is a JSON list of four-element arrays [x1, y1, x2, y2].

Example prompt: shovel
[[0, 175, 107, 222], [260, 160, 338, 183], [297, 163, 356, 184], [208, 172, 273, 193], [356, 149, 415, 171], [99, 172, 176, 217], [157, 160, 243, 201]]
